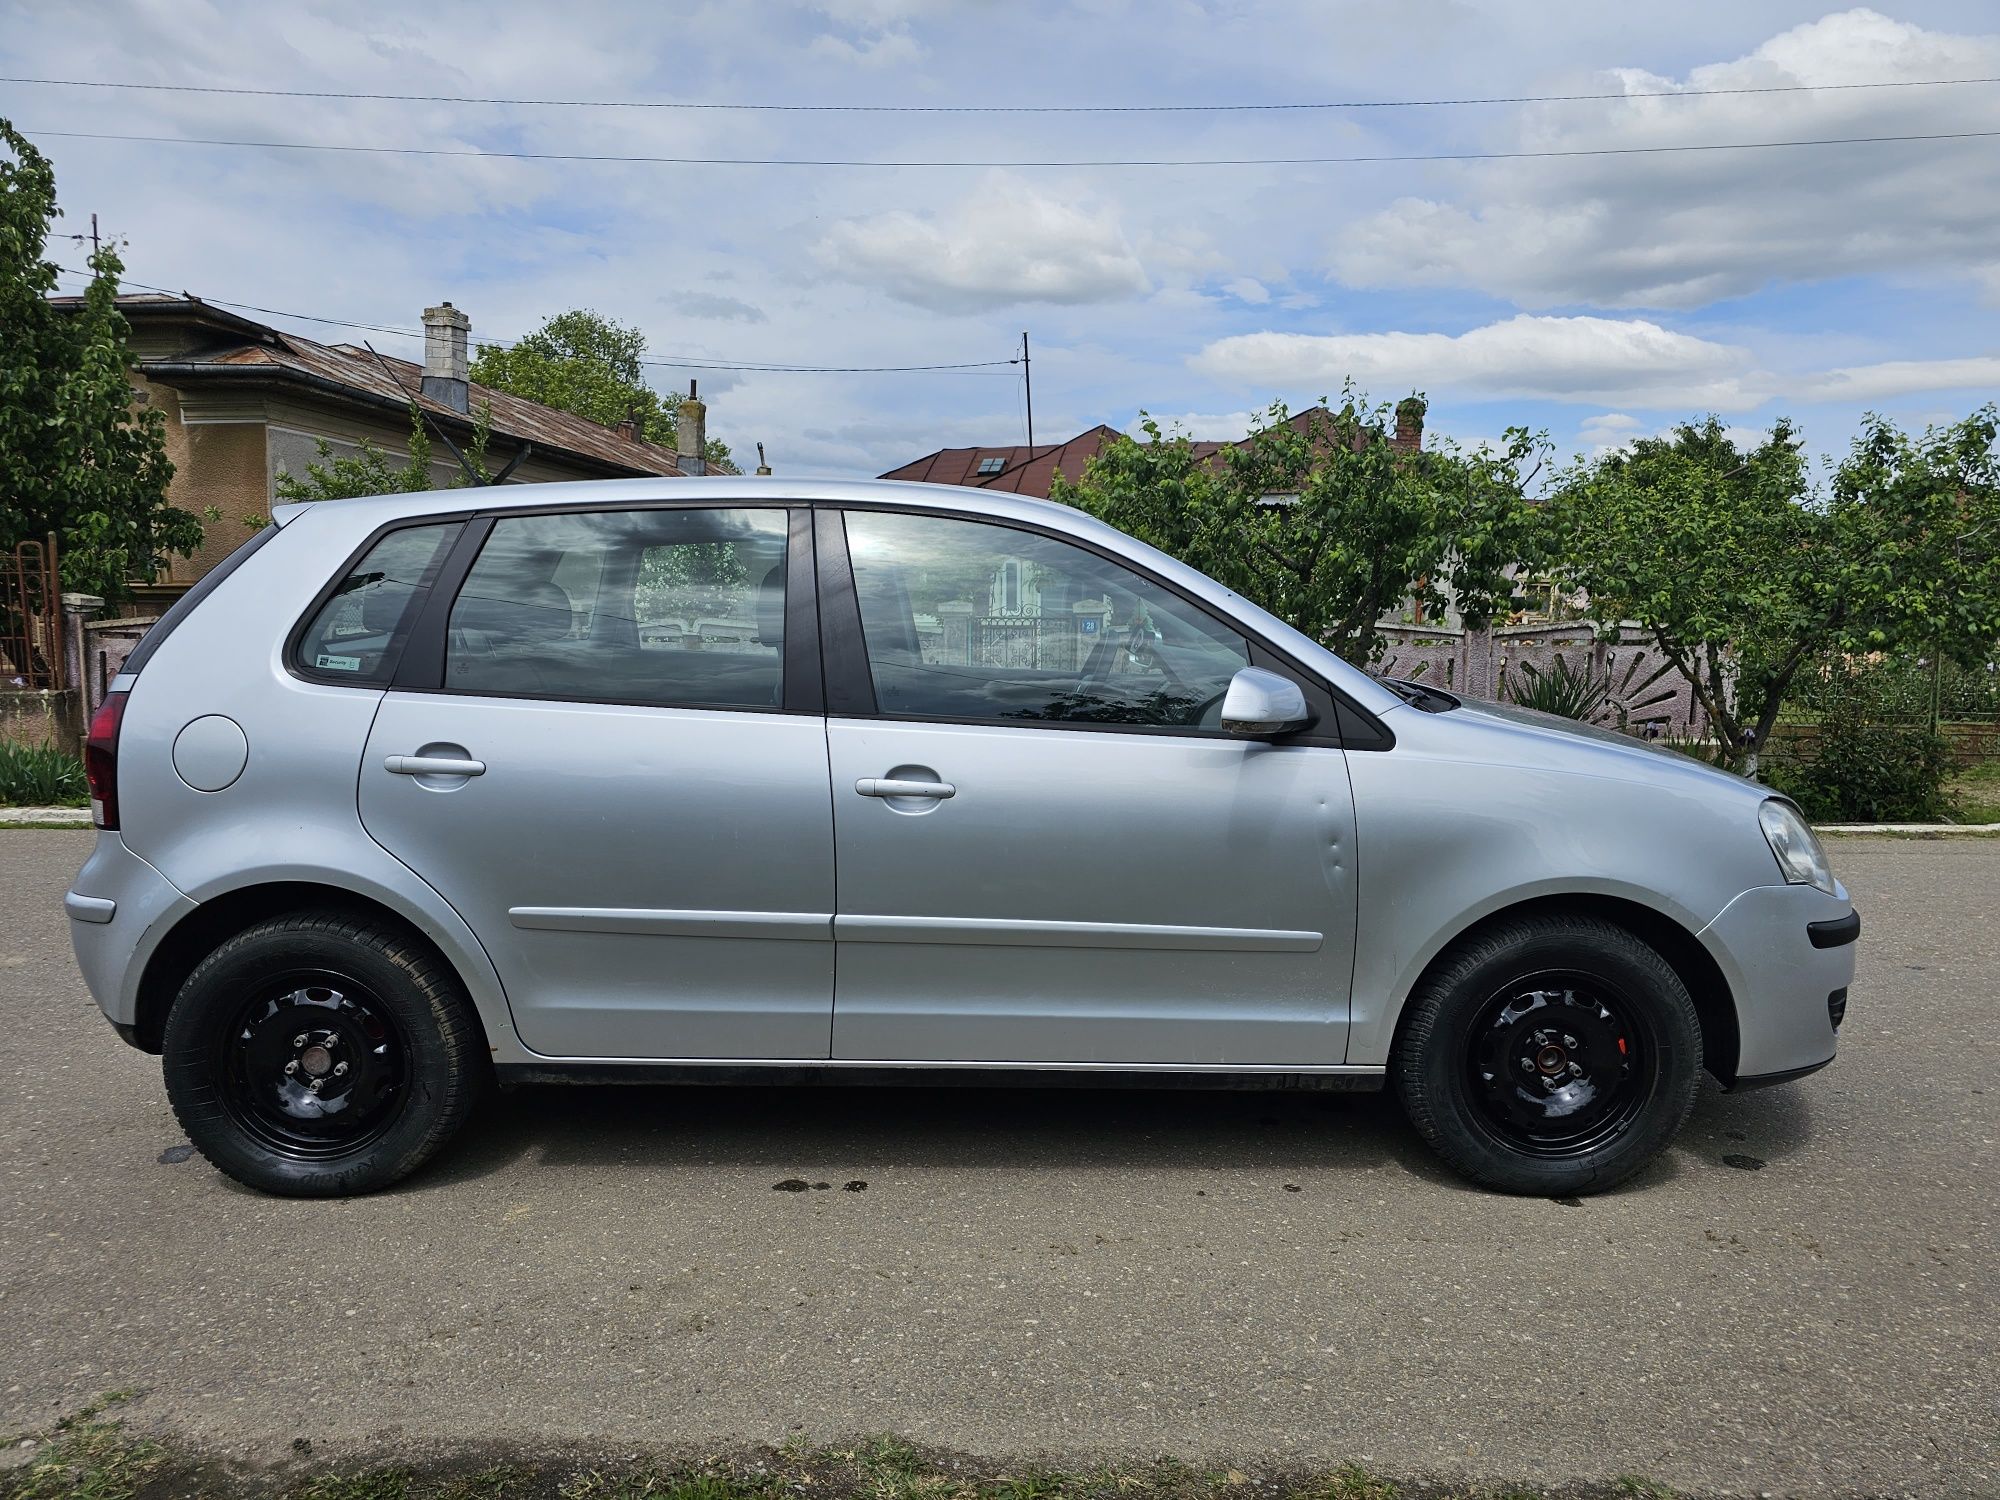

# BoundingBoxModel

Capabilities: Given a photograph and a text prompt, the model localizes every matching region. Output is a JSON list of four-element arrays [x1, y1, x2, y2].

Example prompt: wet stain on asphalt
[[157, 1144, 194, 1164], [773, 1179, 810, 1192], [1551, 1196, 1584, 1208], [1283, 1183, 1301, 1193], [842, 1180, 867, 1192], [1723, 1153, 1767, 1171]]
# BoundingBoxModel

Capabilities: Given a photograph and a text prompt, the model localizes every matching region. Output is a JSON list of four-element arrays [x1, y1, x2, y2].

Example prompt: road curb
[[1818, 821, 2000, 835], [0, 807, 90, 826]]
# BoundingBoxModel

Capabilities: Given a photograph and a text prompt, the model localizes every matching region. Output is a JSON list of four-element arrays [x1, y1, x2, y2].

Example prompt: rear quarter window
[[293, 522, 463, 685]]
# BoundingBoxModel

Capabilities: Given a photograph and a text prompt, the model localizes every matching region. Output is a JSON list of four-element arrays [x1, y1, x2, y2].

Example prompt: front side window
[[445, 508, 787, 708], [296, 522, 462, 684], [843, 510, 1250, 728]]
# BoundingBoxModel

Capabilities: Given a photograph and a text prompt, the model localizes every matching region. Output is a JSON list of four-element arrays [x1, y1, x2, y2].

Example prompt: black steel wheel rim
[[213, 971, 409, 1160], [1465, 970, 1652, 1159]]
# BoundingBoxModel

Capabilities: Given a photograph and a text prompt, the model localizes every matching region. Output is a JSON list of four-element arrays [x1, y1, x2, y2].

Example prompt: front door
[[822, 507, 1357, 1067], [358, 504, 835, 1060]]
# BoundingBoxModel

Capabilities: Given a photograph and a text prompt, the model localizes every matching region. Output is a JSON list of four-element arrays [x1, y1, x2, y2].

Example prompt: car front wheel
[[162, 911, 484, 1196], [1392, 913, 1702, 1196]]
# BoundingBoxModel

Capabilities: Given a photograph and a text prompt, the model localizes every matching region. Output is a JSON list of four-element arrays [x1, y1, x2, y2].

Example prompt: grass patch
[[0, 740, 87, 807], [0, 1403, 1692, 1500], [1, 1393, 164, 1500], [1945, 759, 2000, 824]]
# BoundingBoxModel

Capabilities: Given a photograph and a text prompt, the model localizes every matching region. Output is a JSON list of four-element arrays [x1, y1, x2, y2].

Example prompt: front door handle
[[856, 777, 955, 800], [385, 754, 486, 778]]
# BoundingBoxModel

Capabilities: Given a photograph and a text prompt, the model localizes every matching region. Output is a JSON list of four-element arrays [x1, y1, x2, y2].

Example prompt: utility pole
[[1021, 330, 1034, 448]]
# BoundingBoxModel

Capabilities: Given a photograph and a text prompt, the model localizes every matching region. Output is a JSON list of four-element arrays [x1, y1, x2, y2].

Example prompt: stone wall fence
[[1375, 620, 1713, 741]]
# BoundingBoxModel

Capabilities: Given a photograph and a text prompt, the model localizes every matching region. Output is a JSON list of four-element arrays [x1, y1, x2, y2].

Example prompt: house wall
[[142, 374, 272, 583], [147, 379, 661, 592]]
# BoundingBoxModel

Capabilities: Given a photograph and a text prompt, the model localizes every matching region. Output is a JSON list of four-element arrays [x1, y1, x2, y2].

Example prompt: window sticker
[[316, 653, 364, 672]]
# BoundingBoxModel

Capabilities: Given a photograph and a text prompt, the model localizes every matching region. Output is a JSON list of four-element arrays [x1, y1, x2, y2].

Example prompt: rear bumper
[[66, 833, 195, 1045], [1699, 882, 1858, 1084]]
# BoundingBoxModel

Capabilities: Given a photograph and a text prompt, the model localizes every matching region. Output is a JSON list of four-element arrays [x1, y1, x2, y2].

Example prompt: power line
[[24, 123, 2000, 167], [5, 71, 1999, 112], [50, 265, 1018, 374]]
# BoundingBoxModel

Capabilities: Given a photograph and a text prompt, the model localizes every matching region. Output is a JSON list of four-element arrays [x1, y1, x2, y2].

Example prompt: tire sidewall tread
[[161, 911, 483, 1197], [1393, 913, 1703, 1196]]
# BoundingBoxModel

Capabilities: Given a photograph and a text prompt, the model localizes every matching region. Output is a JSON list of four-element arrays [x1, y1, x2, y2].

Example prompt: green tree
[[274, 404, 493, 502], [1051, 393, 1544, 666], [1, 119, 196, 600], [1544, 411, 2000, 777], [470, 309, 736, 473]]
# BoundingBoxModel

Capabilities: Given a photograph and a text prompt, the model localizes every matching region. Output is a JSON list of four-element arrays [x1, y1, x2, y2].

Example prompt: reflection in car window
[[843, 510, 1250, 728], [446, 509, 787, 708], [296, 523, 462, 684]]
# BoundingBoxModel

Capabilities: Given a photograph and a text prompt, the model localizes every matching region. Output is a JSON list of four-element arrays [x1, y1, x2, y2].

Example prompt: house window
[[976, 456, 1006, 476]]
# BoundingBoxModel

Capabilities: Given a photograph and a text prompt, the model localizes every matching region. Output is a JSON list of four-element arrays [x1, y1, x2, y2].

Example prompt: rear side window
[[295, 523, 463, 685], [444, 507, 787, 709]]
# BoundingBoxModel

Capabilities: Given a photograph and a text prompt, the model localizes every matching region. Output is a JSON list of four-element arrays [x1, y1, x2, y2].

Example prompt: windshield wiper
[[1378, 676, 1459, 713]]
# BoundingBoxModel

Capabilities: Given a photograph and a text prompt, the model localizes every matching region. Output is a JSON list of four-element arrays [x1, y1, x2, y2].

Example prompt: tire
[[161, 911, 485, 1197], [1392, 913, 1701, 1196]]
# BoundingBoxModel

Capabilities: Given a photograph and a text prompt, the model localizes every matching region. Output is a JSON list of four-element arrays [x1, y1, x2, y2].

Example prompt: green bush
[[1764, 709, 1952, 822], [0, 740, 88, 806]]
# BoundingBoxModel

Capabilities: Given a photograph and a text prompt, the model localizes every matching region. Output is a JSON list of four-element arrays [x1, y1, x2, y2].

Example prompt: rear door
[[357, 504, 835, 1060]]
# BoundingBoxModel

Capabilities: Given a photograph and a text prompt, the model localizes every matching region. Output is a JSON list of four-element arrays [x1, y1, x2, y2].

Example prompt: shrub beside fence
[[1764, 653, 1998, 821]]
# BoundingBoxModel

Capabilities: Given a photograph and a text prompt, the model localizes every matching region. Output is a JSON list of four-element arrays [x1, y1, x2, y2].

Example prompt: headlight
[[1759, 799, 1837, 895]]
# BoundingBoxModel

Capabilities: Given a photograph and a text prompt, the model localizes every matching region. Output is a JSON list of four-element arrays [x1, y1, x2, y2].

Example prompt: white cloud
[[1193, 315, 1769, 410], [1224, 277, 1270, 305], [666, 291, 769, 324], [814, 173, 1151, 311], [807, 29, 925, 67], [1330, 8, 2000, 308], [1579, 412, 1645, 440], [1798, 357, 2000, 403]]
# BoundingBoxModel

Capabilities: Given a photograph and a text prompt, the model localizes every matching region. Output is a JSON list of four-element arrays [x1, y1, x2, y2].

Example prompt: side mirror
[[1219, 667, 1308, 737]]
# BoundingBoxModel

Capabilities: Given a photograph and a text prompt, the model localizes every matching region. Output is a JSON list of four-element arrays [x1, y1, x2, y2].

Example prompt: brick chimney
[[421, 302, 470, 414], [1393, 395, 1425, 453], [677, 380, 707, 476]]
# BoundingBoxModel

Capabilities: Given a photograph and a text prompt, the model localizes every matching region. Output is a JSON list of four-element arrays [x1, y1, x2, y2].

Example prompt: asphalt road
[[1, 831, 1994, 1498]]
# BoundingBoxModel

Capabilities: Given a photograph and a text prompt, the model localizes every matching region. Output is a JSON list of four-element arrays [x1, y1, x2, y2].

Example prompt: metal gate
[[1, 534, 62, 691]]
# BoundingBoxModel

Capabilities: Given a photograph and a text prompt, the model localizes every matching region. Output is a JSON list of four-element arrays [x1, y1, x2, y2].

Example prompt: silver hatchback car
[[67, 478, 1858, 1198]]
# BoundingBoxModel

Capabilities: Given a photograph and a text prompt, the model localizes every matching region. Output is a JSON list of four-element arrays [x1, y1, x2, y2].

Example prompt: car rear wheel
[[162, 912, 484, 1196], [1392, 913, 1702, 1196]]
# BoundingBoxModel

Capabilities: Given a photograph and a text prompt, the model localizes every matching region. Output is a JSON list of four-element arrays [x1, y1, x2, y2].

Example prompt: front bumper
[[1699, 881, 1858, 1084], [66, 832, 196, 1044]]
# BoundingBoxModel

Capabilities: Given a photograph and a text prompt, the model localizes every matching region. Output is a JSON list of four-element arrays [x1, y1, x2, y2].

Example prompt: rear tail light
[[84, 691, 128, 830]]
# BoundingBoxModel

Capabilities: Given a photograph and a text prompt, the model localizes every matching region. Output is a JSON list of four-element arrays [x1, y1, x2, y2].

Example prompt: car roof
[[273, 475, 1094, 532]]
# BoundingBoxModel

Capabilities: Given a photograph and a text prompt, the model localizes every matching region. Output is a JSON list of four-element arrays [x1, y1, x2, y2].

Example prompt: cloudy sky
[[3, 1, 1998, 476]]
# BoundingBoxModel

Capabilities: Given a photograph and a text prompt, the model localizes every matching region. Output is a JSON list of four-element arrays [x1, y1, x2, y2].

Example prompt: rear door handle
[[855, 777, 955, 800], [385, 754, 486, 778]]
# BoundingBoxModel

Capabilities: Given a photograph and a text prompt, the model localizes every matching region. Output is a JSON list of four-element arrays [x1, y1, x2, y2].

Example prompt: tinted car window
[[843, 510, 1250, 728], [296, 522, 462, 684], [445, 508, 787, 708]]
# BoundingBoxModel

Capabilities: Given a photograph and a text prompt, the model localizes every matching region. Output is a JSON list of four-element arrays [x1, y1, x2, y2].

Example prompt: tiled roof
[[54, 294, 684, 479], [880, 408, 1379, 500]]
